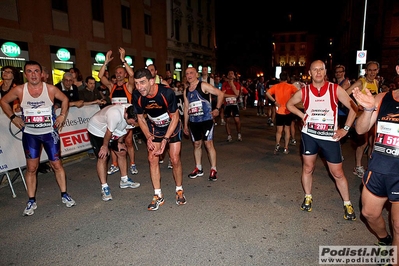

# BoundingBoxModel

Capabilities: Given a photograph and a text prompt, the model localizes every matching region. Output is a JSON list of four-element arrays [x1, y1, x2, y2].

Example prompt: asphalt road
[[0, 108, 387, 266]]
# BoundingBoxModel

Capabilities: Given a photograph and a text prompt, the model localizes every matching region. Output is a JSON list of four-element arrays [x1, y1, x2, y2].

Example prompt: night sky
[[215, 0, 340, 77]]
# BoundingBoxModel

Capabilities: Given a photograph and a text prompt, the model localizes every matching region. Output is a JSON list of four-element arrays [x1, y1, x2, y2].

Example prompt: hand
[[352, 87, 375, 109], [119, 47, 126, 61], [98, 146, 109, 159], [12, 116, 25, 130], [105, 50, 114, 64]]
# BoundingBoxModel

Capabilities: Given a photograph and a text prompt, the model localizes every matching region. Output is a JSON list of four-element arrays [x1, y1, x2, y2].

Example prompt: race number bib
[[148, 112, 170, 127], [374, 121, 399, 157], [188, 100, 203, 116], [225, 97, 237, 106], [24, 107, 52, 129]]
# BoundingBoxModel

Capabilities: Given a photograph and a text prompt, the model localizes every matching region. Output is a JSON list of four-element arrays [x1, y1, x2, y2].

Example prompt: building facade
[[0, 0, 217, 84]]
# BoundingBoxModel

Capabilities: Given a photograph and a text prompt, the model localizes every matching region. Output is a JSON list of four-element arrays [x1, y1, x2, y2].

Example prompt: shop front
[[0, 39, 29, 83], [50, 46, 76, 85]]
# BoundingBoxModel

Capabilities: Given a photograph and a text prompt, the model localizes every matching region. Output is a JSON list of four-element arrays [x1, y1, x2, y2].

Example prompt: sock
[[211, 166, 217, 171], [196, 164, 202, 171], [154, 189, 162, 197], [305, 194, 312, 198], [101, 183, 109, 188], [131, 162, 135, 166], [176, 186, 183, 192], [28, 197, 36, 202], [112, 162, 118, 167], [121, 175, 128, 182], [61, 192, 67, 197], [343, 200, 352, 206]]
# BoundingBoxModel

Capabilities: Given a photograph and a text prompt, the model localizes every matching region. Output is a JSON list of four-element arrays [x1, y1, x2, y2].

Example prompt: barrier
[[0, 105, 99, 196]]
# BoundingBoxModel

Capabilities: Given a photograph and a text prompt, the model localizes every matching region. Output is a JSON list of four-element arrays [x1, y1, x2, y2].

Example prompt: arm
[[154, 110, 180, 156], [346, 79, 362, 95], [183, 88, 190, 135], [202, 82, 225, 117], [119, 47, 135, 94], [98, 50, 113, 91], [50, 84, 69, 130], [97, 128, 112, 159], [352, 87, 381, 134], [337, 86, 358, 128], [0, 85, 24, 129], [265, 91, 278, 108], [286, 90, 304, 120]]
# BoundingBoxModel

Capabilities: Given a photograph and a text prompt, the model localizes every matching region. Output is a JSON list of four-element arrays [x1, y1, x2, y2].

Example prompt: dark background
[[215, 1, 341, 78]]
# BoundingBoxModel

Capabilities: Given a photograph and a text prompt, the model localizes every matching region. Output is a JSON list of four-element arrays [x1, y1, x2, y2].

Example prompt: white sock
[[121, 175, 128, 182], [101, 183, 109, 188], [176, 186, 183, 192], [196, 164, 202, 170], [344, 201, 352, 206], [154, 189, 162, 197]]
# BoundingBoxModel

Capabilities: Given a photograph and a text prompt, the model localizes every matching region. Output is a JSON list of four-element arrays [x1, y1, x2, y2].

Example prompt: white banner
[[0, 105, 99, 173]]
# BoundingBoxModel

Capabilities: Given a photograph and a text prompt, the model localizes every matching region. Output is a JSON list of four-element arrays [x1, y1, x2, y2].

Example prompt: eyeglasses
[[2, 70, 13, 74]]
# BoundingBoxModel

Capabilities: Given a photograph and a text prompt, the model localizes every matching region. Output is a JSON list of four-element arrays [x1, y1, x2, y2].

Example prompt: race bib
[[188, 100, 203, 116], [24, 107, 52, 129], [148, 112, 170, 127], [225, 97, 237, 106]]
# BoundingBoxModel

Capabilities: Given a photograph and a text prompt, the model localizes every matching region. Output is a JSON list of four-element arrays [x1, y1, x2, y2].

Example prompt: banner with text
[[0, 105, 99, 173]]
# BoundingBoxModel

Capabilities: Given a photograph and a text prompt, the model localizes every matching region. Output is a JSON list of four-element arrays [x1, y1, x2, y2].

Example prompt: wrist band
[[121, 61, 126, 64], [363, 106, 377, 112], [163, 137, 170, 142], [10, 113, 16, 120]]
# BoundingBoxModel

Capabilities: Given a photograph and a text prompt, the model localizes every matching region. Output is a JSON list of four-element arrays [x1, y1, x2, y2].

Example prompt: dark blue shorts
[[301, 132, 342, 163], [363, 170, 399, 202], [22, 131, 61, 161]]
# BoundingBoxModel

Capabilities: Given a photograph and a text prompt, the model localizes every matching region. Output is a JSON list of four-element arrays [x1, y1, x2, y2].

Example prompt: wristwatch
[[343, 125, 350, 131]]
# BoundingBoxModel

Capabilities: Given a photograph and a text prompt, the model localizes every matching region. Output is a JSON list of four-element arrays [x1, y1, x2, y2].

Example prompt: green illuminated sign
[[125, 56, 133, 66], [1, 42, 21, 57], [56, 48, 70, 61], [95, 53, 105, 64]]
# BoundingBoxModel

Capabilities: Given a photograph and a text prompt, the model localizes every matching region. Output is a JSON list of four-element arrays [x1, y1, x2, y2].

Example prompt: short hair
[[85, 76, 95, 83], [366, 61, 380, 69], [63, 72, 73, 80], [147, 64, 157, 70], [126, 105, 137, 120], [134, 68, 153, 80], [279, 72, 288, 81], [24, 61, 42, 72], [335, 64, 346, 72]]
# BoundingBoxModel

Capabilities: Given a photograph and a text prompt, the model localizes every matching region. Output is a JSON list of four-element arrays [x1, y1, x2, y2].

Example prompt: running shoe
[[343, 204, 356, 220], [120, 178, 140, 189], [130, 164, 139, 175], [101, 186, 112, 201], [148, 195, 165, 211], [107, 164, 120, 175], [167, 159, 173, 169], [274, 144, 280, 155], [220, 120, 226, 126], [283, 148, 289, 154], [376, 235, 392, 246], [300, 195, 312, 212], [61, 193, 76, 207], [353, 166, 365, 179], [175, 190, 187, 205], [290, 139, 297, 145], [188, 167, 204, 179], [227, 135, 233, 142], [237, 133, 242, 141], [208, 169, 218, 181], [23, 200, 37, 216]]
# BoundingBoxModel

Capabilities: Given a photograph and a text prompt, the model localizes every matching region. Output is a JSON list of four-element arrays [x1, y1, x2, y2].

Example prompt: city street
[[0, 108, 386, 266]]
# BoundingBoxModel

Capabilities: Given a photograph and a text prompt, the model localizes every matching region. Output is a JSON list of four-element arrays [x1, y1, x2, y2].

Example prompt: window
[[121, 5, 131, 29], [198, 29, 202, 46], [52, 0, 68, 12], [207, 32, 211, 48], [188, 25, 192, 42], [198, 0, 202, 14], [92, 0, 104, 22], [174, 20, 180, 41], [144, 14, 152, 35]]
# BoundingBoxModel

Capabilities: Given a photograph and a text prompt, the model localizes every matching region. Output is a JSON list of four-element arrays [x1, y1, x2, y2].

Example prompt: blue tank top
[[186, 81, 213, 123]]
